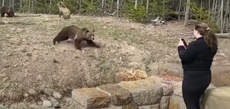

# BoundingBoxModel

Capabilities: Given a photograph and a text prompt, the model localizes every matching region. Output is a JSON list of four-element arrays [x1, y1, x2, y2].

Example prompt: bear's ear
[[81, 28, 89, 32], [85, 30, 89, 33], [59, 2, 66, 8], [57, 2, 61, 6], [83, 29, 89, 35]]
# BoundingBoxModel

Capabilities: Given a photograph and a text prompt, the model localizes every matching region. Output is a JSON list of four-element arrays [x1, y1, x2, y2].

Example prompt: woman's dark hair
[[194, 22, 218, 50]]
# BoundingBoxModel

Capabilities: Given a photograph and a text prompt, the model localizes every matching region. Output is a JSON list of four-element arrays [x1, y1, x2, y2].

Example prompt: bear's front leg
[[74, 40, 82, 50], [59, 12, 62, 18], [1, 13, 5, 17], [86, 40, 100, 48]]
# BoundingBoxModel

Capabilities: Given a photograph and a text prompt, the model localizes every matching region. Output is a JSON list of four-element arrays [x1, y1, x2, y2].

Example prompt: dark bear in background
[[53, 25, 100, 50], [164, 12, 179, 21], [0, 6, 14, 17]]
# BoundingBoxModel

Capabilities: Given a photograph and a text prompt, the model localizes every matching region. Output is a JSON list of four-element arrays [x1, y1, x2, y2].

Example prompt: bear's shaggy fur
[[57, 2, 71, 19], [53, 25, 100, 50], [0, 6, 14, 17]]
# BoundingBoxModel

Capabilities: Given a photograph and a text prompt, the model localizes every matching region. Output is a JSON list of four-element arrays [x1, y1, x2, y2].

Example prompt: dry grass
[[0, 13, 229, 105]]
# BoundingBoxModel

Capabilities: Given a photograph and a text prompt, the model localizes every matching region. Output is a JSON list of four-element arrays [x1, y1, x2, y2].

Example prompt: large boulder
[[202, 87, 230, 109], [72, 88, 110, 109], [168, 94, 186, 109], [211, 66, 230, 87], [97, 84, 132, 105], [160, 96, 170, 109], [172, 82, 183, 96], [117, 76, 163, 105], [211, 53, 230, 87]]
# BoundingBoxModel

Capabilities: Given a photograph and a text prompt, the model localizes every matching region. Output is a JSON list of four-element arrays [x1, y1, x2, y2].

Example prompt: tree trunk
[[29, 0, 31, 13], [13, 0, 15, 10], [211, 0, 216, 20], [116, 0, 119, 17], [162, 0, 165, 17], [227, 0, 230, 33], [101, 0, 105, 10], [34, 0, 37, 13], [9, 0, 11, 7], [146, 0, 149, 14], [184, 0, 190, 26], [178, 0, 182, 20], [50, 0, 52, 14], [32, 0, 34, 13], [215, 0, 218, 20], [183, 0, 186, 14], [208, 0, 211, 19], [134, 0, 138, 10], [220, 0, 224, 33], [140, 0, 143, 6], [2, 0, 4, 6], [200, 0, 202, 20], [20, 0, 22, 12], [79, 0, 82, 14], [110, 0, 114, 12]]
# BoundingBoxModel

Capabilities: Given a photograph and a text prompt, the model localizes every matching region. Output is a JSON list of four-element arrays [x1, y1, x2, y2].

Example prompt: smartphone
[[181, 39, 188, 47]]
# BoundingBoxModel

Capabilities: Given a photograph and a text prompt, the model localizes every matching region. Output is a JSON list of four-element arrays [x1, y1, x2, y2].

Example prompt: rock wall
[[71, 76, 173, 109], [71, 76, 230, 109]]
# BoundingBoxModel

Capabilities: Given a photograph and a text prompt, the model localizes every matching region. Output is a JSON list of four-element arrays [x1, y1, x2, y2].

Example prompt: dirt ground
[[0, 13, 230, 107]]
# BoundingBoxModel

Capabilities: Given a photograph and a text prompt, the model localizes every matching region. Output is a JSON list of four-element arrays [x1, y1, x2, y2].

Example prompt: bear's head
[[82, 28, 95, 40], [57, 2, 66, 8], [7, 8, 14, 17]]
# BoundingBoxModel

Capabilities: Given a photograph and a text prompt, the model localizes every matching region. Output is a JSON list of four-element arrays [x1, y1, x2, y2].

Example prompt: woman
[[178, 22, 218, 109]]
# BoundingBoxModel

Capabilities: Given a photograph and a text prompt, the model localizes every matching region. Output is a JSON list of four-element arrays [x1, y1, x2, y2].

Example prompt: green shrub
[[81, 0, 99, 15], [122, 0, 174, 23], [128, 7, 149, 23], [203, 20, 221, 33], [122, 2, 151, 23], [187, 1, 209, 21], [149, 0, 172, 18], [183, 1, 220, 33]]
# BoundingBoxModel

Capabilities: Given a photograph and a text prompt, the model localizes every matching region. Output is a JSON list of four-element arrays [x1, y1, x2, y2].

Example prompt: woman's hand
[[178, 39, 186, 48]]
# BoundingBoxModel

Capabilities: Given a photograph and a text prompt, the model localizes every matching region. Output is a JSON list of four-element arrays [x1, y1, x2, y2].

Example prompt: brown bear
[[53, 25, 100, 50], [57, 2, 71, 19], [0, 6, 14, 17]]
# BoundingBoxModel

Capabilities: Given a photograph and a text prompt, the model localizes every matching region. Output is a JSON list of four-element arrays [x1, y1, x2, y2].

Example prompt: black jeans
[[182, 70, 211, 109]]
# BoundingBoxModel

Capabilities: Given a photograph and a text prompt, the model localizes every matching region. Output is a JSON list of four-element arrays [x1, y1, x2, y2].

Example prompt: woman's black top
[[178, 37, 217, 73]]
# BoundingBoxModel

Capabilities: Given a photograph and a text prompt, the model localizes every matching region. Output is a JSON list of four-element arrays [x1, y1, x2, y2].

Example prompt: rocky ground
[[0, 13, 229, 109]]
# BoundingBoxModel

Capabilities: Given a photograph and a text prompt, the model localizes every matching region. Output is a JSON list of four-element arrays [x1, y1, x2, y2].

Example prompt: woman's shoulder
[[188, 41, 197, 46], [189, 38, 204, 45]]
